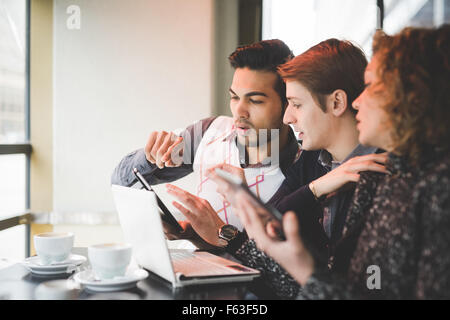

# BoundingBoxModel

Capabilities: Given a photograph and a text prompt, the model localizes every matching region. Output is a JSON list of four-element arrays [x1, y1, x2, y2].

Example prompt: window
[[263, 0, 379, 57], [0, 0, 30, 260], [263, 0, 449, 58], [383, 0, 450, 34]]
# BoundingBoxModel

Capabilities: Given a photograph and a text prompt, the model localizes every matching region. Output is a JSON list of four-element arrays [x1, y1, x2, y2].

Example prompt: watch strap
[[224, 230, 248, 254]]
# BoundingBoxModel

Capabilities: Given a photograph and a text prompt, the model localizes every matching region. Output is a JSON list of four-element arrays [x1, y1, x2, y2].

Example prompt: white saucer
[[73, 268, 148, 292], [21, 254, 87, 275]]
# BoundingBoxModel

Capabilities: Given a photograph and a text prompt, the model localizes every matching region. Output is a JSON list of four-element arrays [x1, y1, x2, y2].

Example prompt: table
[[0, 248, 274, 300]]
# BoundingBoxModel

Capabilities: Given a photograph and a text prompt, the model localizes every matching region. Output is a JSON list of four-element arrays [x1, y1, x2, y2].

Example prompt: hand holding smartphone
[[213, 168, 329, 264], [213, 168, 285, 239]]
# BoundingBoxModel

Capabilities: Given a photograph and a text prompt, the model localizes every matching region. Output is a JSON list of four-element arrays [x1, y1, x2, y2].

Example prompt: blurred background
[[1, 0, 449, 262]]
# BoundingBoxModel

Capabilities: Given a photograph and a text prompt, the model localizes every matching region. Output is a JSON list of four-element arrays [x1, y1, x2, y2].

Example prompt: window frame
[[0, 0, 32, 258]]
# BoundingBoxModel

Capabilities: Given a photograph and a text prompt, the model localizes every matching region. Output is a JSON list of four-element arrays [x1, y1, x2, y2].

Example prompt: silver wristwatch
[[218, 224, 239, 243]]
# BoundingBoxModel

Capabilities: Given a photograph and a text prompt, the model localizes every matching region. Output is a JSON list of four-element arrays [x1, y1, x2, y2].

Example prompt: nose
[[233, 100, 250, 120], [352, 94, 361, 111], [283, 104, 296, 125]]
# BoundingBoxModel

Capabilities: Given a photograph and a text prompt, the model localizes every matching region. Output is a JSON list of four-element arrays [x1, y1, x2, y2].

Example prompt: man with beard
[[111, 39, 300, 250]]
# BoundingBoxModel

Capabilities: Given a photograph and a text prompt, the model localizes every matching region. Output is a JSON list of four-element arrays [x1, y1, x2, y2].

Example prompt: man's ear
[[327, 89, 348, 117]]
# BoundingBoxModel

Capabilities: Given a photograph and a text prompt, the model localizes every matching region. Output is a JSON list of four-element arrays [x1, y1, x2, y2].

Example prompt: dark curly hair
[[372, 24, 450, 165], [228, 39, 294, 108]]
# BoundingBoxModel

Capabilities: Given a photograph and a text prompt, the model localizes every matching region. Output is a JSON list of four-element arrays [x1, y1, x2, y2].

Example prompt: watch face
[[220, 225, 238, 241]]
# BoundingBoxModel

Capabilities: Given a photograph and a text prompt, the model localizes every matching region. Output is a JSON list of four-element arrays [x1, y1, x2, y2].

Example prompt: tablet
[[132, 168, 184, 233]]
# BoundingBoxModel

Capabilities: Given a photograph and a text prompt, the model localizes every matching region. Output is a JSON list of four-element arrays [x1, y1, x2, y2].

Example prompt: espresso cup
[[88, 243, 132, 280], [34, 232, 74, 266]]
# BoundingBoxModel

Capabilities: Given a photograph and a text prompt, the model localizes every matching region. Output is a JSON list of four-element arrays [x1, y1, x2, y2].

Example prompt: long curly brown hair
[[372, 24, 450, 166]]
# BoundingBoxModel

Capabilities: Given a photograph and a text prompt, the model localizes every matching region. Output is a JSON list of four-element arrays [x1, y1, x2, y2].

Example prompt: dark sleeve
[[297, 270, 353, 300], [223, 230, 302, 299], [415, 164, 450, 299], [296, 172, 380, 300], [298, 171, 393, 300], [300, 164, 450, 300], [234, 240, 302, 299], [269, 150, 330, 261], [110, 116, 216, 187], [269, 150, 325, 217]]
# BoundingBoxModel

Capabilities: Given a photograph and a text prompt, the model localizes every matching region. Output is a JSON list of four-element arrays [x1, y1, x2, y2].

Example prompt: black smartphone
[[214, 168, 285, 238], [132, 168, 184, 233]]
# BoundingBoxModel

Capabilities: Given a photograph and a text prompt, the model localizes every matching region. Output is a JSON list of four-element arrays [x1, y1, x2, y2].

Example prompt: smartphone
[[132, 168, 184, 233], [214, 168, 285, 238]]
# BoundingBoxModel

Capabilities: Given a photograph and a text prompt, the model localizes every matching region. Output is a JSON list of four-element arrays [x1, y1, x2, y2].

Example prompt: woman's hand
[[165, 184, 228, 247], [235, 192, 315, 286], [207, 163, 247, 185], [311, 152, 388, 198]]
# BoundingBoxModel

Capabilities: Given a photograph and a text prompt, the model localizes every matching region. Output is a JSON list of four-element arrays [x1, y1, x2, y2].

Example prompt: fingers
[[205, 164, 226, 181], [236, 194, 268, 240], [162, 219, 190, 240], [149, 132, 167, 167], [172, 200, 195, 221], [212, 175, 233, 202], [282, 211, 303, 247], [266, 220, 282, 239], [207, 163, 244, 178], [155, 133, 174, 168], [145, 131, 183, 169], [144, 132, 158, 163], [350, 153, 388, 166], [346, 161, 388, 175], [167, 184, 197, 207], [206, 163, 224, 176], [166, 184, 212, 219], [216, 163, 241, 174], [163, 136, 184, 167], [162, 220, 180, 240], [339, 153, 388, 177], [235, 194, 251, 227], [161, 218, 193, 240], [166, 184, 194, 201], [207, 169, 228, 188], [178, 220, 191, 232], [207, 163, 232, 173]]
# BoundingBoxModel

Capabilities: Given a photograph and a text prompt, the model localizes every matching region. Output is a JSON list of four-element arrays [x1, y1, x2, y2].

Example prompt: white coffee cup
[[34, 232, 74, 265], [88, 243, 132, 280], [35, 279, 80, 300]]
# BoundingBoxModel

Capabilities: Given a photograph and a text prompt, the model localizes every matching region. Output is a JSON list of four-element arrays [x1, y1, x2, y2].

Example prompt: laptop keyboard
[[170, 251, 246, 277]]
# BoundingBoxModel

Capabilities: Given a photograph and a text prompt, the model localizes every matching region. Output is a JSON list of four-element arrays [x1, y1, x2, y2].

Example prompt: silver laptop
[[111, 184, 260, 287]]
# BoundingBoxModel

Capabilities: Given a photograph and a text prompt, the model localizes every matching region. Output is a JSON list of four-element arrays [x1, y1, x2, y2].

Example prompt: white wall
[[53, 0, 214, 217]]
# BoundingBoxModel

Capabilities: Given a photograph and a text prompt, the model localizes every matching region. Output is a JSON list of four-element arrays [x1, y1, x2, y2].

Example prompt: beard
[[236, 127, 279, 148]]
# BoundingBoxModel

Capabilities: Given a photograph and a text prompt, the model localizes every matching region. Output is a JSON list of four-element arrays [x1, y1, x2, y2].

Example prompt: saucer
[[22, 254, 87, 275], [73, 268, 148, 292]]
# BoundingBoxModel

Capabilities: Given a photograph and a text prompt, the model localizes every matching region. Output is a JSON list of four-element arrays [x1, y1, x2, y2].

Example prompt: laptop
[[111, 184, 260, 287]]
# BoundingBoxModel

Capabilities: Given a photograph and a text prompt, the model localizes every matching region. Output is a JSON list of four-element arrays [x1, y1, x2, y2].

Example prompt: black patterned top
[[299, 151, 450, 299]]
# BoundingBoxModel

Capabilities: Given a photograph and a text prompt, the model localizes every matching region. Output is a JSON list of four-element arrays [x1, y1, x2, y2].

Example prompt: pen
[[133, 167, 154, 191]]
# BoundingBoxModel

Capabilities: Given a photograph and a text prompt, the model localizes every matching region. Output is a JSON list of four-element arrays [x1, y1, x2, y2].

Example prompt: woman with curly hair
[[228, 24, 450, 299]]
